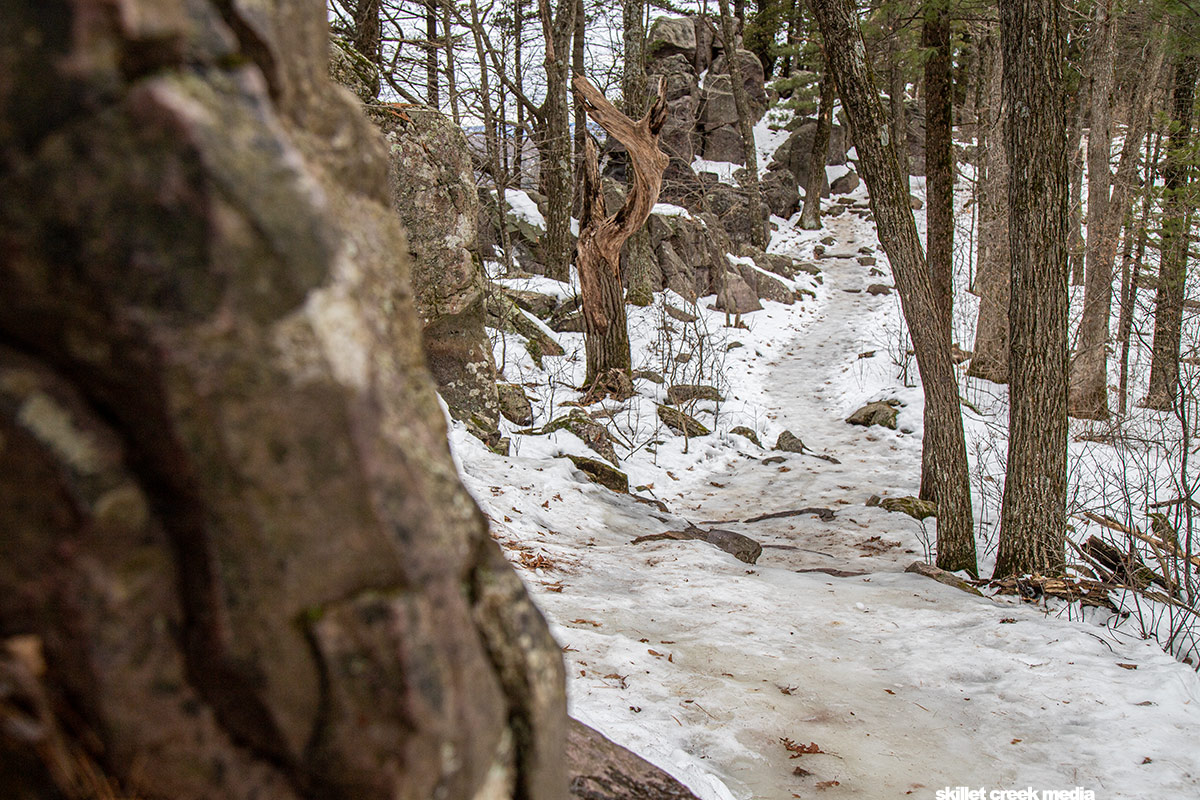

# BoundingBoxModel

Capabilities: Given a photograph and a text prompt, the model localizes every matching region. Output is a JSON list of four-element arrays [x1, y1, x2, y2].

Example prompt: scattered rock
[[657, 405, 711, 437], [666, 384, 725, 405], [846, 401, 899, 430], [905, 562, 984, 597], [857, 256, 876, 266], [543, 411, 620, 464], [567, 717, 702, 800], [633, 526, 762, 565], [497, 383, 534, 426], [565, 455, 629, 494], [774, 430, 807, 453], [879, 496, 938, 521], [664, 304, 699, 323], [866, 283, 892, 296], [713, 271, 763, 314], [762, 456, 786, 465], [633, 369, 666, 385], [502, 287, 559, 318], [550, 310, 586, 332], [829, 170, 861, 195], [729, 426, 761, 447]]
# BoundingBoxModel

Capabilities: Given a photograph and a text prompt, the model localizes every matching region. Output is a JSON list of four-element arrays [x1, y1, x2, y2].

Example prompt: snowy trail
[[455, 189, 1200, 798]]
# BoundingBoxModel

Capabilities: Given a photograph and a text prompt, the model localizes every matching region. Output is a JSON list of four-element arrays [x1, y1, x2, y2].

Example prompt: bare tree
[[624, 0, 658, 305], [994, 0, 1070, 579], [811, 0, 978, 577], [538, 0, 579, 281]]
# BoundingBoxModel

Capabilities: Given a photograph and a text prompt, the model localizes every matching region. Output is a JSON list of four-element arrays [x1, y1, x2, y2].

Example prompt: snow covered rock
[[565, 456, 629, 494]]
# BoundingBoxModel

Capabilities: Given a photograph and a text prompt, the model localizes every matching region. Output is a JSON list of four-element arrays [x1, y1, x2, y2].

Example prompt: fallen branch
[[743, 507, 837, 523]]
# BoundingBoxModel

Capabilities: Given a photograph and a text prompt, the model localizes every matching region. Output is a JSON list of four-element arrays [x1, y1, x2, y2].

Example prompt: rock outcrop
[[1, 2, 566, 797], [373, 107, 501, 439]]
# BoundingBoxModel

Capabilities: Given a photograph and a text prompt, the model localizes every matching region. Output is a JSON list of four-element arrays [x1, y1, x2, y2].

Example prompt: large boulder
[[0, 1, 567, 797], [708, 49, 768, 121], [701, 124, 746, 163], [761, 166, 800, 218], [375, 107, 501, 436], [702, 181, 768, 250], [328, 36, 379, 102], [713, 271, 763, 314], [647, 16, 697, 59], [649, 55, 701, 164]]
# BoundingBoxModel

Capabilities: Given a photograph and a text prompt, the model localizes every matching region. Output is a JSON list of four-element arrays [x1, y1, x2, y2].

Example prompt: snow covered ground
[[452, 131, 1200, 799]]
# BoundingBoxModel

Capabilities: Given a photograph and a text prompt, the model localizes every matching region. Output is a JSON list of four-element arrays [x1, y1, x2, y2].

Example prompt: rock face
[[0, 2, 566, 798], [374, 107, 501, 437]]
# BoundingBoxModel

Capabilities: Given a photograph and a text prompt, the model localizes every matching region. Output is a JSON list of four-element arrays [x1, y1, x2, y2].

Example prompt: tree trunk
[[994, 0, 1070, 580], [923, 2, 954, 345], [426, 0, 440, 106], [0, 1, 568, 797], [623, 0, 657, 306], [967, 27, 1010, 384], [1145, 55, 1199, 410], [887, 7, 909, 178], [718, 0, 768, 249], [1069, 17, 1165, 419], [799, 65, 834, 230], [470, 0, 515, 274], [1118, 126, 1163, 415], [812, 0, 977, 577], [573, 76, 670, 386], [443, 0, 461, 125], [538, 0, 578, 282], [918, 1, 954, 504], [573, 0, 588, 207]]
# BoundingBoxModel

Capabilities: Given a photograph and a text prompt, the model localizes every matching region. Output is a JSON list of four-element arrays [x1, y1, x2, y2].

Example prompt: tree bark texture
[[967, 28, 1010, 384], [887, 7, 910, 177], [995, 0, 1070, 579], [812, 0, 977, 577], [573, 75, 670, 385], [1118, 127, 1163, 415], [1145, 55, 1199, 410], [0, 2, 568, 798], [623, 0, 657, 306], [799, 66, 835, 230], [538, 0, 579, 281], [718, 0, 768, 248], [922, 2, 954, 346], [1069, 17, 1165, 420], [918, 0, 954, 504]]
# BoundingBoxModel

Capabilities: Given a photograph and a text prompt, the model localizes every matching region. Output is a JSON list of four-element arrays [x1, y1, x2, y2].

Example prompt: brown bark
[[623, 0, 657, 306], [470, 0, 515, 274], [573, 75, 670, 385], [812, 0, 977, 577], [426, 0, 440, 106], [0, 1, 568, 797], [994, 0, 1070, 580], [717, 0, 768, 249], [923, 2, 954, 345], [1069, 20, 1165, 420], [918, 1, 954, 504], [887, 7, 910, 178], [1145, 55, 1199, 410], [967, 27, 1010, 384], [799, 66, 834, 230], [1118, 127, 1163, 415], [538, 0, 578, 281]]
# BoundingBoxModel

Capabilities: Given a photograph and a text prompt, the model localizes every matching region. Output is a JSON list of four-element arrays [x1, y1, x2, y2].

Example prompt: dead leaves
[[780, 737, 824, 757], [516, 550, 557, 571]]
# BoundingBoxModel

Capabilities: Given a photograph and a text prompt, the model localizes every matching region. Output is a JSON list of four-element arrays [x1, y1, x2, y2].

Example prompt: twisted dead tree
[[572, 74, 669, 388]]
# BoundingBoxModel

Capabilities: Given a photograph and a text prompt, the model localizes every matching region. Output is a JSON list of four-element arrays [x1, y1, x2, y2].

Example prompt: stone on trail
[[774, 430, 806, 453], [846, 401, 899, 430], [729, 425, 761, 447], [878, 496, 938, 521], [666, 384, 724, 405], [565, 456, 629, 494], [905, 562, 985, 597]]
